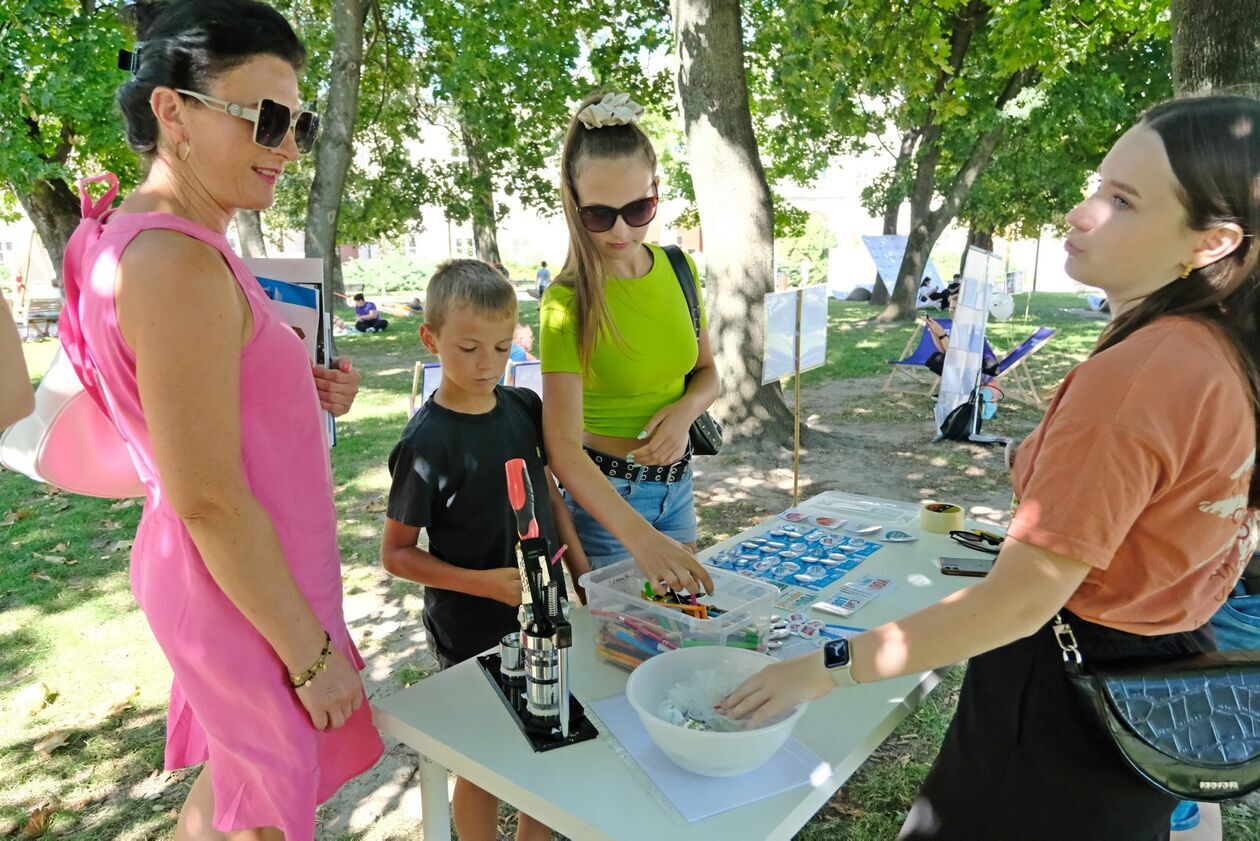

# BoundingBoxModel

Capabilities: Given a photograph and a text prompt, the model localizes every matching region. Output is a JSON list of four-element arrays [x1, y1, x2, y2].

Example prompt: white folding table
[[373, 492, 985, 840]]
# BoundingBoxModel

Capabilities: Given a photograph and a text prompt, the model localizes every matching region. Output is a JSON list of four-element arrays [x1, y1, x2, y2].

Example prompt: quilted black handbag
[[662, 245, 723, 456], [1053, 614, 1260, 801]]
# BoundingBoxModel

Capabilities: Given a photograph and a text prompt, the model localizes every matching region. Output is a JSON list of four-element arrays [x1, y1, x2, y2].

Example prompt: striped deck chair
[[989, 326, 1056, 408], [883, 318, 998, 396]]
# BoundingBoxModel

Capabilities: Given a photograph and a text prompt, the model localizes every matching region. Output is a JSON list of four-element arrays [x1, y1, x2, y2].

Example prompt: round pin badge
[[882, 530, 919, 543], [844, 522, 883, 535]]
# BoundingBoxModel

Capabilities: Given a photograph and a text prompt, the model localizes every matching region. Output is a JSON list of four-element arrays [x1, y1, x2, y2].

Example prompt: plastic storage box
[[579, 559, 779, 670]]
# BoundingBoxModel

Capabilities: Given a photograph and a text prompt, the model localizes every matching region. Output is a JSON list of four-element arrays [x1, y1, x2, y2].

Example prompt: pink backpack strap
[[58, 173, 120, 420]]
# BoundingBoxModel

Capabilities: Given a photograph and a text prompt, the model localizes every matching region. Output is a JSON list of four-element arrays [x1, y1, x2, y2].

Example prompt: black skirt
[[898, 611, 1215, 841]]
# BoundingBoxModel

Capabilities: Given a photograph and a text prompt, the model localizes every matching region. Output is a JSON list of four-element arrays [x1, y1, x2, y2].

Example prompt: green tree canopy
[[746, 0, 1170, 317], [0, 0, 140, 280]]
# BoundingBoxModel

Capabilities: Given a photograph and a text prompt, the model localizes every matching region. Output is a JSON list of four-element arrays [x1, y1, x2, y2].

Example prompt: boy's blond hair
[[424, 260, 518, 333]]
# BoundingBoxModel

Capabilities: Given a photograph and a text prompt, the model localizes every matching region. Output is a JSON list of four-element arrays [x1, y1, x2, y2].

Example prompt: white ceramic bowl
[[624, 646, 807, 777]]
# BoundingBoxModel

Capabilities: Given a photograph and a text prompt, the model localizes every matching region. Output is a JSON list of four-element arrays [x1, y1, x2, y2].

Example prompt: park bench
[[19, 296, 62, 339]]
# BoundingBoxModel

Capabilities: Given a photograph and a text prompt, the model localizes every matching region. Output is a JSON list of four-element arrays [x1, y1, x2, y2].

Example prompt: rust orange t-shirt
[[1009, 315, 1259, 634]]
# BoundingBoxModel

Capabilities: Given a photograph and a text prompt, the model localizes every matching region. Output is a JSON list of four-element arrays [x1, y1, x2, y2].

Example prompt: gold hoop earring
[[176, 140, 191, 162], [1179, 264, 1194, 279]]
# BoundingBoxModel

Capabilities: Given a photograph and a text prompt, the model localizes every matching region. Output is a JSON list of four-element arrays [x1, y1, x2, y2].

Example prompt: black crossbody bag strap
[[661, 245, 722, 456], [663, 245, 702, 343]]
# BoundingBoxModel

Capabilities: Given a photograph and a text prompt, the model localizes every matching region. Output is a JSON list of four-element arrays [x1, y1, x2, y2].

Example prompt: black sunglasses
[[176, 89, 320, 154], [948, 529, 1005, 555], [577, 192, 659, 233]]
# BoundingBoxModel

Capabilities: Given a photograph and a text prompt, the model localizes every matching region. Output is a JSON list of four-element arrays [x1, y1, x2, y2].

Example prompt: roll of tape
[[921, 501, 964, 533]]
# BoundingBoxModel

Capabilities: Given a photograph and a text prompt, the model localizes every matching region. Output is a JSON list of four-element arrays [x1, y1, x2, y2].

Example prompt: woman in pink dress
[[60, 1, 383, 837]]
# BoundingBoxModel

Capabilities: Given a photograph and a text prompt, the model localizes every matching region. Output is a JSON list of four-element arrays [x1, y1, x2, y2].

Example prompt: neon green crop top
[[539, 245, 707, 439]]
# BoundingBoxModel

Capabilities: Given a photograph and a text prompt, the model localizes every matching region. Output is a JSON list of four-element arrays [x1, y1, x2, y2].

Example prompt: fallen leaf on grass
[[65, 793, 100, 811], [11, 682, 57, 717], [109, 498, 137, 510], [22, 804, 53, 838], [89, 685, 140, 722], [28, 572, 53, 583], [2, 508, 34, 526], [52, 543, 66, 552], [34, 553, 73, 565], [33, 730, 71, 757], [364, 498, 387, 513]]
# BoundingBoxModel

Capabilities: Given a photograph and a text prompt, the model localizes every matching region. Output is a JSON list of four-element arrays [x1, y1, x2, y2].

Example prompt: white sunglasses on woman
[[175, 89, 320, 153]]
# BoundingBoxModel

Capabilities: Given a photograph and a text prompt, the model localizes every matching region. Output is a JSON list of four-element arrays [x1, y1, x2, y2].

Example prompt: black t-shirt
[[386, 386, 558, 664]]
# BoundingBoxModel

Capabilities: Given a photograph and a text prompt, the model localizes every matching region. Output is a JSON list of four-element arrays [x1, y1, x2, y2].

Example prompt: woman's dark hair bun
[[121, 0, 165, 41], [116, 0, 306, 155]]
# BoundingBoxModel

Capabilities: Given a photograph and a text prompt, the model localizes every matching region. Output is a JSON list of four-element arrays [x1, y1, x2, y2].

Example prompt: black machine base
[[476, 653, 598, 752]]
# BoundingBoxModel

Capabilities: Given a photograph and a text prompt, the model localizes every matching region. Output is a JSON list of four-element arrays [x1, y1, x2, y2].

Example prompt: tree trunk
[[878, 66, 1037, 321], [967, 225, 994, 253], [869, 129, 917, 307], [234, 210, 267, 258], [304, 0, 368, 302], [674, 0, 793, 445], [15, 178, 79, 291], [1172, 0, 1260, 96], [459, 118, 502, 264]]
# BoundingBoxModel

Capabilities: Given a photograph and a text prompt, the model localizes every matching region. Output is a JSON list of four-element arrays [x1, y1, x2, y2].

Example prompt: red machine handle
[[505, 458, 539, 539]]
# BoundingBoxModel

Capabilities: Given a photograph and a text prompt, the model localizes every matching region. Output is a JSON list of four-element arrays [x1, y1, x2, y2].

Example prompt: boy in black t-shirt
[[382, 260, 589, 841]]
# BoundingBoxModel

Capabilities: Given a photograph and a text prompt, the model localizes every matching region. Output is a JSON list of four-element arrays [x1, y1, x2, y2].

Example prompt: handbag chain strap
[[1052, 613, 1083, 665]]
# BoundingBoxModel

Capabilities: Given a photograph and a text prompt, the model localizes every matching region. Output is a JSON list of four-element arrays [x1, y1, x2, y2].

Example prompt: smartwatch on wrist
[[823, 638, 858, 688]]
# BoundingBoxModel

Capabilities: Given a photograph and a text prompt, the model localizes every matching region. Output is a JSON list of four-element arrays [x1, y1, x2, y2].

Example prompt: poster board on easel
[[243, 257, 336, 447], [762, 285, 829, 504]]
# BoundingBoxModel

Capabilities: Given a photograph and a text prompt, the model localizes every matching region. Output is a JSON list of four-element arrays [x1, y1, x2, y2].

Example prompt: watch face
[[823, 638, 851, 670]]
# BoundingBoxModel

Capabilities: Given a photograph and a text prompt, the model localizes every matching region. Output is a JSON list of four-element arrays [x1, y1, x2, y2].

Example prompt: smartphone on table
[[938, 555, 995, 578]]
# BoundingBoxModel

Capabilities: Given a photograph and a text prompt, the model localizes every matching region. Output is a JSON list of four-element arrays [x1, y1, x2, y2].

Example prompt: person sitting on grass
[[381, 259, 590, 841], [352, 292, 388, 333]]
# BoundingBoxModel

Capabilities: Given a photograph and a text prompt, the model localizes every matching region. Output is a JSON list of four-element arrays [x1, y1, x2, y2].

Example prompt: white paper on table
[[587, 694, 827, 823]]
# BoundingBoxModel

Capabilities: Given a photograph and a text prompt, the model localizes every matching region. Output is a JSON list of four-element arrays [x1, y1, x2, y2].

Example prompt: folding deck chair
[[989, 326, 1056, 408], [883, 318, 997, 397]]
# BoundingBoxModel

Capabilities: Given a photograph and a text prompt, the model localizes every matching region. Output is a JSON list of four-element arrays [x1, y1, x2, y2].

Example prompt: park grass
[[2, 293, 1258, 839]]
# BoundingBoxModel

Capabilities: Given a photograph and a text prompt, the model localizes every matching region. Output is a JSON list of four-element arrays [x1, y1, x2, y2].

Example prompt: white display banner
[[860, 235, 946, 296], [762, 285, 829, 384], [934, 274, 991, 434]]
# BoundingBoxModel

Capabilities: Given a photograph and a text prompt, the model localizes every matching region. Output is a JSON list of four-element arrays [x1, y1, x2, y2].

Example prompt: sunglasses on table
[[948, 528, 1005, 555], [175, 89, 320, 154], [577, 192, 659, 233]]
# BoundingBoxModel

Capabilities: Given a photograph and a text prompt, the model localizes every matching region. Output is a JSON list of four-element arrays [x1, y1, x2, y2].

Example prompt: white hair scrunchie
[[577, 92, 645, 130]]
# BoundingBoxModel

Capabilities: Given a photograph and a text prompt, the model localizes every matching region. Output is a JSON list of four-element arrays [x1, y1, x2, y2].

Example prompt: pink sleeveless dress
[[60, 175, 383, 839]]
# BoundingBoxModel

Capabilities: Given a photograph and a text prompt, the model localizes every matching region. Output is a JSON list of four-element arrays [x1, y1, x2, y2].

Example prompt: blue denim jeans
[[563, 469, 697, 568]]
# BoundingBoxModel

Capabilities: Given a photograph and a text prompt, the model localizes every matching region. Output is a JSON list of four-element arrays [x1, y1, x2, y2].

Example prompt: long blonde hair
[[557, 92, 659, 370]]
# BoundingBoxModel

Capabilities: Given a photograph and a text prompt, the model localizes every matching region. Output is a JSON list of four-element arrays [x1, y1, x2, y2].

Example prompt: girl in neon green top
[[539, 92, 717, 595]]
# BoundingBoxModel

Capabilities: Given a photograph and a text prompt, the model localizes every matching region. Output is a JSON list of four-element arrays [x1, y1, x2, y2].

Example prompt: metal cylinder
[[499, 632, 525, 681], [522, 630, 560, 721]]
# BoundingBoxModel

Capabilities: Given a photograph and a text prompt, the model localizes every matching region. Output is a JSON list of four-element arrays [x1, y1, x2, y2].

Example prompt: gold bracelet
[[289, 632, 332, 689]]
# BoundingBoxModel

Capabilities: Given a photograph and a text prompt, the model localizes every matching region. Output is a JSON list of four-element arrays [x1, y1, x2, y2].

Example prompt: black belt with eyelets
[[583, 445, 691, 484]]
